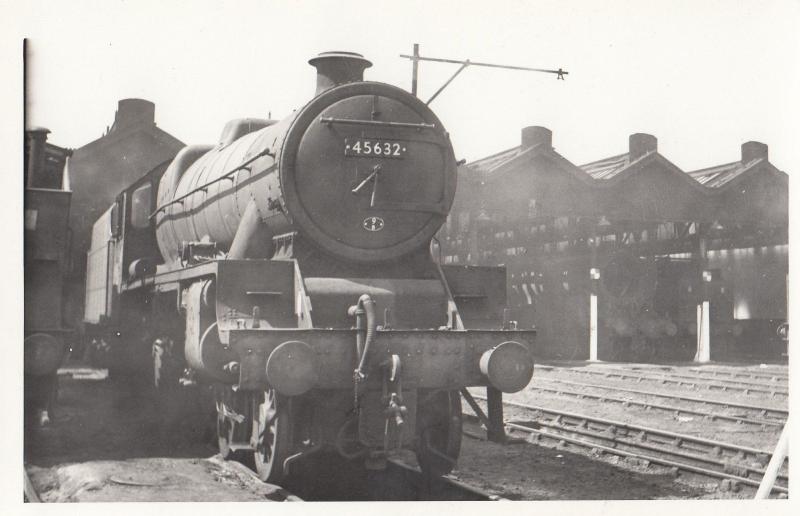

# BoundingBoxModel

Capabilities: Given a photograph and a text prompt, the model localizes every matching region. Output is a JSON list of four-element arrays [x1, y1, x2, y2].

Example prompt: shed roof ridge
[[467, 145, 520, 167], [579, 151, 629, 169]]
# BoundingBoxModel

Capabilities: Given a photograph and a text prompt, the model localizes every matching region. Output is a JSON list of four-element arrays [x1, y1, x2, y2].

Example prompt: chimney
[[308, 51, 372, 96], [521, 126, 552, 150], [110, 98, 155, 133], [629, 133, 657, 161], [741, 141, 768, 163]]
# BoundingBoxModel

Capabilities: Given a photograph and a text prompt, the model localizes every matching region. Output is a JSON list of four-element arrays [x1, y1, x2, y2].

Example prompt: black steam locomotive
[[84, 52, 534, 482], [24, 128, 73, 426]]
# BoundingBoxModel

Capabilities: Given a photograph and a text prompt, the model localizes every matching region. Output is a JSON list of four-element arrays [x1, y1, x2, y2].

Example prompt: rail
[[473, 395, 781, 461], [688, 367, 788, 382], [526, 381, 782, 428], [536, 365, 788, 398], [467, 396, 789, 496], [598, 366, 788, 390], [507, 421, 788, 495], [530, 376, 788, 419], [386, 460, 506, 501]]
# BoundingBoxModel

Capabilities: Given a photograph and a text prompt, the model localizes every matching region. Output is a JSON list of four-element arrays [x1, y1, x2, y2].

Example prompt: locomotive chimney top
[[309, 51, 372, 95]]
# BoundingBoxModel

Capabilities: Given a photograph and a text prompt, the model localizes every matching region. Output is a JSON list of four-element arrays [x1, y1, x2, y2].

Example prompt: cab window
[[131, 184, 152, 229]]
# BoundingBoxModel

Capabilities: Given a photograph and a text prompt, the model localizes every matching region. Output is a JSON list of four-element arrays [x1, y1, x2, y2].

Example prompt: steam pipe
[[227, 200, 272, 259]]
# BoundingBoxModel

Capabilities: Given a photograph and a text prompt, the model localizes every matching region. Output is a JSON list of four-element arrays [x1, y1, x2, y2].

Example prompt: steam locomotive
[[83, 51, 535, 482], [24, 128, 73, 426]]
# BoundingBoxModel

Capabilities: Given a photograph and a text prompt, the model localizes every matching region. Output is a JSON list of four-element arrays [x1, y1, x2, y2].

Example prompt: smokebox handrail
[[319, 117, 435, 130]]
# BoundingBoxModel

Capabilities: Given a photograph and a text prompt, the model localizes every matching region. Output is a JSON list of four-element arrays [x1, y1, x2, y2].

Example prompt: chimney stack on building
[[741, 141, 768, 163], [110, 99, 156, 133], [629, 133, 657, 161], [25, 127, 50, 189], [521, 126, 552, 150]]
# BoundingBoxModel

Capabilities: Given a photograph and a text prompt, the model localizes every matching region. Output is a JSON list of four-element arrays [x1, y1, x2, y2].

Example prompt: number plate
[[345, 138, 407, 159]]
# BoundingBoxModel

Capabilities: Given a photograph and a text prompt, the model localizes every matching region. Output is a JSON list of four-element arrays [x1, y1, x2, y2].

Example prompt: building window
[[458, 212, 470, 233], [528, 199, 538, 218], [554, 216, 569, 234], [25, 209, 38, 231]]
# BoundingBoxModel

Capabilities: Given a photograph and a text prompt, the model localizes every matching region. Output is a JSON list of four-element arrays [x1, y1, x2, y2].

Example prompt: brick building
[[439, 127, 788, 362]]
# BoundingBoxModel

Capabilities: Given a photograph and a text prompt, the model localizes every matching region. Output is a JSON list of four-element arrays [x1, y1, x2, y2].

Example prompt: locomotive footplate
[[228, 328, 535, 394]]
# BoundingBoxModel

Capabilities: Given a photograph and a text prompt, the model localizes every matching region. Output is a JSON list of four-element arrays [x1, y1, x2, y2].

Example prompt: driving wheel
[[214, 386, 254, 465], [415, 389, 462, 476], [253, 389, 293, 483]]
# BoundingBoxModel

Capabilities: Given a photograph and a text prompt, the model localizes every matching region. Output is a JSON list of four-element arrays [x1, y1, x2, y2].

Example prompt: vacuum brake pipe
[[349, 294, 377, 382]]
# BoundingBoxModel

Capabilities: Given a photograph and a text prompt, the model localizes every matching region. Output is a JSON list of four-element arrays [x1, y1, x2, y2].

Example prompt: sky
[[8, 0, 800, 173]]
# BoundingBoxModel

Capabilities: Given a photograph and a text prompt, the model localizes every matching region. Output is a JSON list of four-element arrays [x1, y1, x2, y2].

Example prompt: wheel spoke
[[253, 389, 291, 483]]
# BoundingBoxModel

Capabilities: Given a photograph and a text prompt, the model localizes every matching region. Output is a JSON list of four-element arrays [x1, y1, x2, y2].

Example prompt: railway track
[[530, 377, 788, 421], [536, 365, 788, 398], [469, 395, 788, 496], [687, 367, 788, 383], [385, 460, 506, 501], [527, 380, 784, 428], [610, 366, 788, 390], [276, 451, 505, 501]]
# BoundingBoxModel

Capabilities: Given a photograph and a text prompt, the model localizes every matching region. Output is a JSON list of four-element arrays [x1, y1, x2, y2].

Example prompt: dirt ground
[[451, 428, 711, 500], [24, 367, 295, 502], [27, 457, 294, 502]]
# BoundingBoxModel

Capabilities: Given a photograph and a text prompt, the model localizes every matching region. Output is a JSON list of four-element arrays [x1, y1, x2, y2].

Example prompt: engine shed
[[438, 127, 788, 362]]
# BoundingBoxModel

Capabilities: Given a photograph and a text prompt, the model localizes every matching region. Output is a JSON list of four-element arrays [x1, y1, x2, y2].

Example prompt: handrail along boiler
[[85, 51, 535, 482]]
